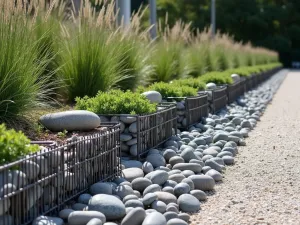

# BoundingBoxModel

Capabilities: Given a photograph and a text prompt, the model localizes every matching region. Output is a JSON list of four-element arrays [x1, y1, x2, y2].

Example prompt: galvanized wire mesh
[[0, 123, 121, 225], [211, 86, 228, 113]]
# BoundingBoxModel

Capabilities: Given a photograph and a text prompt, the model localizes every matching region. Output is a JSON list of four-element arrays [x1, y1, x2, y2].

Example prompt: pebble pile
[[33, 71, 286, 225]]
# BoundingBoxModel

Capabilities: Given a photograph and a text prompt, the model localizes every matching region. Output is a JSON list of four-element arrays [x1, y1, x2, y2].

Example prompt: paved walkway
[[191, 71, 300, 225]]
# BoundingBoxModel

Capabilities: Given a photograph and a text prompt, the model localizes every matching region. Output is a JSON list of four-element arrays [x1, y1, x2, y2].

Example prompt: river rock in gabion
[[145, 170, 169, 185], [142, 212, 167, 225], [88, 194, 126, 220], [181, 178, 194, 190], [115, 185, 134, 199], [146, 153, 166, 168], [190, 190, 207, 201], [68, 211, 106, 225], [163, 180, 178, 188], [155, 192, 177, 204], [222, 147, 237, 156], [0, 183, 16, 197], [121, 207, 146, 225], [205, 169, 223, 182], [206, 82, 217, 90], [0, 199, 10, 215], [222, 156, 235, 165], [122, 168, 144, 182], [125, 199, 144, 208], [33, 216, 64, 225], [172, 163, 202, 173], [181, 170, 195, 177], [163, 149, 177, 161], [143, 184, 161, 196], [174, 183, 190, 197], [120, 134, 133, 142], [0, 170, 27, 189], [217, 151, 233, 158], [167, 218, 188, 225], [177, 194, 200, 212], [131, 177, 152, 192], [86, 218, 103, 225], [164, 212, 178, 221], [189, 175, 215, 191], [213, 133, 229, 143], [39, 110, 100, 132], [143, 193, 158, 206], [59, 209, 74, 220], [90, 183, 112, 195], [142, 161, 154, 174], [169, 174, 185, 183], [120, 116, 136, 124], [180, 148, 200, 162], [169, 156, 184, 167]]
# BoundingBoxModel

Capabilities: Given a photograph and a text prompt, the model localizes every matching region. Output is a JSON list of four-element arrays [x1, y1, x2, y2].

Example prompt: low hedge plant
[[171, 79, 206, 91], [198, 71, 233, 85], [75, 90, 157, 115]]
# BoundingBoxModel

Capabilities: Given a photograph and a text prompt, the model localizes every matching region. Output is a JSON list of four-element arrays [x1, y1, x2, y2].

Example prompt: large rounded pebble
[[142, 212, 167, 225], [181, 170, 195, 177], [86, 218, 103, 225], [146, 153, 166, 168], [132, 177, 152, 192], [202, 155, 213, 162], [164, 212, 178, 221], [217, 151, 233, 158], [122, 160, 143, 169], [163, 180, 178, 188], [174, 183, 190, 197], [172, 163, 202, 173], [145, 209, 157, 214], [143, 184, 161, 196], [162, 186, 174, 194], [181, 178, 194, 190], [189, 159, 205, 167], [222, 155, 235, 165], [203, 148, 219, 157], [202, 166, 212, 174], [163, 149, 177, 161], [169, 156, 185, 167], [193, 137, 206, 145], [145, 170, 169, 185], [72, 203, 87, 211], [125, 199, 144, 208], [205, 169, 223, 182], [222, 147, 237, 156], [142, 91, 162, 103], [142, 161, 154, 174], [169, 174, 185, 183], [177, 194, 200, 212], [180, 148, 200, 163], [68, 211, 106, 225], [164, 140, 179, 149], [133, 190, 141, 198], [213, 133, 228, 142], [59, 209, 74, 220], [166, 205, 179, 213], [123, 195, 138, 203], [115, 185, 134, 199], [168, 170, 182, 176], [151, 200, 167, 213], [88, 194, 125, 220], [121, 207, 146, 225], [205, 159, 224, 172], [122, 168, 144, 182], [90, 183, 112, 195], [143, 193, 158, 206], [211, 157, 225, 166], [78, 194, 92, 205], [228, 135, 240, 143], [155, 166, 171, 172], [190, 190, 207, 201], [178, 213, 190, 222], [189, 175, 215, 191], [167, 218, 188, 225], [155, 192, 177, 204]]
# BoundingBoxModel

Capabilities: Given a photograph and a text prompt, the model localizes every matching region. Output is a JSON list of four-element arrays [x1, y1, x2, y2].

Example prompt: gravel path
[[191, 71, 300, 225]]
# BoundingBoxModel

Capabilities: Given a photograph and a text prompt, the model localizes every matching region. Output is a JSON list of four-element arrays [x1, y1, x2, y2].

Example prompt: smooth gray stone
[[129, 122, 137, 133], [115, 185, 134, 199], [164, 140, 179, 149], [181, 178, 194, 190], [133, 190, 141, 198], [181, 170, 195, 178], [190, 190, 207, 201], [188, 141, 197, 149], [189, 159, 204, 167], [126, 138, 137, 146], [90, 183, 112, 195], [142, 91, 162, 103], [166, 205, 179, 213], [202, 154, 213, 162], [168, 170, 182, 176], [228, 135, 240, 143], [169, 156, 185, 167], [163, 149, 177, 161], [104, 223, 118, 225], [167, 218, 188, 225], [205, 169, 223, 182], [39, 110, 100, 132], [72, 203, 87, 211], [202, 166, 211, 174], [231, 117, 242, 125], [123, 195, 138, 203], [162, 186, 174, 194], [213, 133, 229, 142], [122, 168, 144, 182], [224, 126, 236, 132], [209, 145, 222, 152], [119, 181, 132, 187], [205, 159, 224, 173], [241, 120, 252, 129], [132, 177, 152, 192], [172, 163, 202, 173], [164, 212, 178, 221], [88, 194, 126, 220], [143, 184, 161, 196], [0, 183, 16, 197], [177, 194, 200, 212], [189, 175, 215, 191], [222, 147, 237, 156], [180, 148, 200, 163], [142, 161, 154, 174], [163, 180, 178, 188], [122, 160, 143, 169], [120, 116, 137, 124], [146, 153, 166, 168], [229, 131, 243, 138], [151, 200, 167, 213], [33, 216, 63, 225], [155, 192, 177, 204], [193, 137, 206, 146], [120, 134, 133, 142], [145, 170, 168, 185], [145, 209, 157, 214], [155, 166, 171, 172], [121, 208, 146, 225], [217, 151, 233, 158], [178, 213, 190, 222], [143, 193, 158, 206], [210, 157, 225, 166], [167, 203, 179, 209], [169, 174, 185, 183], [124, 199, 144, 208], [193, 151, 203, 159], [142, 212, 167, 225], [222, 156, 235, 165], [174, 183, 190, 197], [86, 218, 103, 225], [21, 160, 40, 180], [59, 209, 74, 220], [130, 144, 138, 156], [202, 148, 218, 157], [238, 139, 246, 146], [68, 211, 106, 225], [78, 194, 92, 205]]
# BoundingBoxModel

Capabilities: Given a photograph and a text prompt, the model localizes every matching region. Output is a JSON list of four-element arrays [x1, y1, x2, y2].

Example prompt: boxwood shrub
[[75, 90, 157, 115], [171, 79, 206, 91], [0, 124, 39, 165], [198, 71, 233, 85]]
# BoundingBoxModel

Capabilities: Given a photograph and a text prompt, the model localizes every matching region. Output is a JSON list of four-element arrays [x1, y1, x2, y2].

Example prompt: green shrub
[[0, 124, 39, 165], [141, 82, 198, 99], [172, 79, 206, 91], [75, 90, 157, 115]]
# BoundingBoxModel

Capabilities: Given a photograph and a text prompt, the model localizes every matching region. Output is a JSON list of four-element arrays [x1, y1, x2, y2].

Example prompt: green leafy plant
[[0, 124, 39, 165], [199, 71, 233, 85], [75, 90, 157, 115], [57, 129, 68, 138], [171, 79, 206, 91]]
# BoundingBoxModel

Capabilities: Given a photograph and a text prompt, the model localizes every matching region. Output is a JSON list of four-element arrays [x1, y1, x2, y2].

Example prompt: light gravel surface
[[191, 71, 300, 225]]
